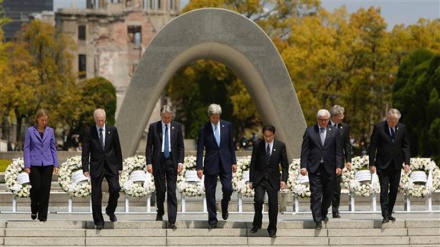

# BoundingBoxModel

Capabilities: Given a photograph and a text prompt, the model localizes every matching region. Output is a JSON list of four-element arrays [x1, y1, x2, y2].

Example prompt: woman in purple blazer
[[23, 109, 59, 222]]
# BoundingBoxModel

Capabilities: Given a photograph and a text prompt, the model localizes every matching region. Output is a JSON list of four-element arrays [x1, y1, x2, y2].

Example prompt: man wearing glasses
[[300, 109, 343, 229]]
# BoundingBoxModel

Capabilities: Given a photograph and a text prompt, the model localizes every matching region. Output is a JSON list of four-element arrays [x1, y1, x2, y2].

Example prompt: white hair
[[317, 109, 330, 119], [208, 104, 222, 116], [387, 108, 401, 119], [93, 108, 106, 119]]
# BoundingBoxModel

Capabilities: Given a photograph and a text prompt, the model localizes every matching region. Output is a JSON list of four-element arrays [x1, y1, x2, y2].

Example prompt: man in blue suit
[[82, 108, 123, 230], [196, 104, 237, 229], [300, 109, 343, 229]]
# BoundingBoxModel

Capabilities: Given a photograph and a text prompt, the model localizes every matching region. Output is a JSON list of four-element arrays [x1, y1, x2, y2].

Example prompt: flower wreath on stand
[[58, 155, 91, 197], [177, 156, 204, 197], [287, 158, 311, 198], [232, 156, 254, 198], [5, 158, 31, 198], [342, 155, 380, 197], [400, 158, 440, 198], [120, 155, 155, 197]]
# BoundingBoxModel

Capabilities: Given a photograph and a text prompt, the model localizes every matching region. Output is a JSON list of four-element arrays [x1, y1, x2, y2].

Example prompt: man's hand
[[336, 168, 342, 176], [146, 164, 153, 174], [300, 168, 307, 176], [369, 165, 376, 174], [249, 182, 253, 190], [83, 171, 90, 177], [404, 164, 410, 174], [232, 164, 237, 173], [345, 162, 352, 171], [178, 164, 183, 174], [118, 170, 122, 176], [280, 181, 286, 190], [197, 169, 203, 179]]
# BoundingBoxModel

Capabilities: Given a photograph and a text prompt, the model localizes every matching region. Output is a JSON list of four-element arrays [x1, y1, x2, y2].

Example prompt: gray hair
[[387, 108, 401, 119], [330, 105, 345, 117], [317, 109, 330, 119], [160, 105, 175, 115], [93, 108, 106, 119], [208, 104, 222, 116]]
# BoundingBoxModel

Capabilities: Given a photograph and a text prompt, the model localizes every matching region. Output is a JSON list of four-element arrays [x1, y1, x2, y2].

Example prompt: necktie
[[164, 124, 170, 158], [214, 124, 220, 146], [390, 127, 395, 142], [99, 128, 104, 149], [320, 127, 326, 146], [266, 144, 270, 163]]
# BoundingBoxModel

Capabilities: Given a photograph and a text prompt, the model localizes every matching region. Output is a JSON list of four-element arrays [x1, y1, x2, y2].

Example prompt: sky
[[55, 0, 440, 29]]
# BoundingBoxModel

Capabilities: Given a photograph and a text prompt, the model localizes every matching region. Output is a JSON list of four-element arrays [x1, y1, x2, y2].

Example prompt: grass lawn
[[0, 159, 12, 172]]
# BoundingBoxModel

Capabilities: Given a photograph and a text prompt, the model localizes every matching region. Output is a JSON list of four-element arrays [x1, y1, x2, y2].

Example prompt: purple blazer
[[23, 126, 59, 168]]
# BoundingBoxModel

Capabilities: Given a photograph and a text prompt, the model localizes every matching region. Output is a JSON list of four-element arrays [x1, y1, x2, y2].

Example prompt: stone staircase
[[1, 216, 439, 246]]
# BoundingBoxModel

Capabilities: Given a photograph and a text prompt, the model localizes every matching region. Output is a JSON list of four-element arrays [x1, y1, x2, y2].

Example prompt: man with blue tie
[[146, 105, 185, 230], [300, 109, 343, 229], [196, 104, 237, 229], [368, 108, 410, 224]]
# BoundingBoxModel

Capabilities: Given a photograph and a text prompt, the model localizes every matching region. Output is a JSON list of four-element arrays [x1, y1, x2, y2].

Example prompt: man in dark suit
[[329, 105, 352, 218], [249, 124, 289, 238], [146, 105, 185, 230], [368, 108, 410, 224], [82, 108, 123, 230], [300, 109, 343, 229], [196, 104, 237, 229]]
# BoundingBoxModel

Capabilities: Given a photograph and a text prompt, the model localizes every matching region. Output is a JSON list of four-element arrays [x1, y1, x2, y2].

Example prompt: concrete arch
[[116, 8, 306, 160]]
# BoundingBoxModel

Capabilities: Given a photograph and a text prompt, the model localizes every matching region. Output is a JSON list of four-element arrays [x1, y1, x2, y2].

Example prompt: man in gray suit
[[146, 105, 185, 230], [368, 108, 410, 224], [300, 109, 343, 229]]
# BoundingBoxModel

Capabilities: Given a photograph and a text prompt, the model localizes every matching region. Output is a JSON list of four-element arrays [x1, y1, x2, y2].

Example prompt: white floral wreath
[[232, 156, 254, 198], [177, 155, 205, 197], [5, 158, 31, 198], [120, 155, 155, 197], [287, 158, 311, 198], [58, 155, 91, 197], [342, 155, 380, 197], [400, 158, 440, 197]]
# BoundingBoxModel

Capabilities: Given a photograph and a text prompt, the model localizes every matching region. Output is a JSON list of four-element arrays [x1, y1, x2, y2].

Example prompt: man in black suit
[[82, 108, 123, 230], [368, 108, 410, 224], [249, 124, 289, 238], [329, 105, 352, 218], [196, 104, 237, 229], [300, 109, 343, 229], [146, 105, 185, 230]]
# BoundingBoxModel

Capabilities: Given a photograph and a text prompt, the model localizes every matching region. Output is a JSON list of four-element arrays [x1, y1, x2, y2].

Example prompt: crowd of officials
[[21, 104, 410, 237]]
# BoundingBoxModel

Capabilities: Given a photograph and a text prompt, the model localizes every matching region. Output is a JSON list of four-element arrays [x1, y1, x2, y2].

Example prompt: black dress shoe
[[38, 218, 47, 222], [388, 215, 396, 221], [156, 215, 163, 221], [222, 211, 229, 220], [333, 213, 341, 218], [96, 224, 104, 230], [31, 214, 37, 220], [382, 217, 390, 224], [250, 225, 260, 233], [315, 222, 322, 229], [208, 223, 217, 229], [168, 223, 177, 230], [107, 213, 117, 222], [268, 230, 277, 238], [323, 217, 329, 223]]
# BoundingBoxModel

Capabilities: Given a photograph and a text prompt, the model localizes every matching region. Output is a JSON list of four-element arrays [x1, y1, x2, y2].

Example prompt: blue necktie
[[214, 124, 220, 146], [390, 127, 395, 142], [164, 124, 170, 158]]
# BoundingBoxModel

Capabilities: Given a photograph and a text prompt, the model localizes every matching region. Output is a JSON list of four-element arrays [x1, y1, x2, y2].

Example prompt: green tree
[[393, 48, 440, 163]]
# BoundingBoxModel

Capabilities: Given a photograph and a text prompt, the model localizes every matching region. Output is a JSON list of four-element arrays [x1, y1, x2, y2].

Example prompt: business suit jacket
[[196, 120, 236, 174], [250, 139, 289, 190], [82, 125, 123, 178], [24, 126, 59, 168], [334, 122, 352, 164], [146, 121, 185, 173], [300, 125, 343, 173], [368, 121, 410, 169]]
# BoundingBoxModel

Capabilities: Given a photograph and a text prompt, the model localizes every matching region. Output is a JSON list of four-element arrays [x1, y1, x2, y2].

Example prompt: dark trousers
[[377, 161, 401, 217], [332, 174, 342, 215], [29, 165, 54, 220], [90, 162, 120, 225], [253, 179, 278, 232], [204, 172, 233, 225], [154, 157, 178, 224], [309, 163, 335, 223]]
